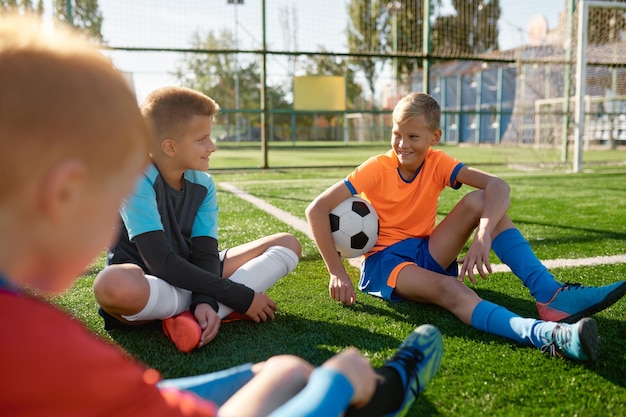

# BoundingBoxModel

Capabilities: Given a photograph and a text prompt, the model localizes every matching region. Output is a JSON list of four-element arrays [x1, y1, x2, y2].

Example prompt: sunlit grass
[[54, 162, 626, 417]]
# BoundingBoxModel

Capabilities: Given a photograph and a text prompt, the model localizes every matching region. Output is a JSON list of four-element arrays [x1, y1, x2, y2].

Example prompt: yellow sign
[[294, 76, 346, 111]]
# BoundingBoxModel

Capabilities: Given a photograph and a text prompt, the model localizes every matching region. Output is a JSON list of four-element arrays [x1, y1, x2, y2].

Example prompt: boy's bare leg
[[428, 189, 515, 281], [219, 356, 312, 417], [394, 265, 482, 324], [93, 263, 153, 324]]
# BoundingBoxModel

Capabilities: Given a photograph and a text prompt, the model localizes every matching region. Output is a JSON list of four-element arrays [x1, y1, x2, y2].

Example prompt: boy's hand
[[322, 347, 376, 408], [245, 292, 277, 323], [458, 235, 493, 284], [329, 273, 356, 306], [194, 303, 221, 347]]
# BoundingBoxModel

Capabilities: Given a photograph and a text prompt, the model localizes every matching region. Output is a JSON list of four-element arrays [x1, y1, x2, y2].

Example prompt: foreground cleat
[[162, 311, 202, 353], [537, 281, 626, 323], [383, 324, 443, 417], [540, 318, 599, 362]]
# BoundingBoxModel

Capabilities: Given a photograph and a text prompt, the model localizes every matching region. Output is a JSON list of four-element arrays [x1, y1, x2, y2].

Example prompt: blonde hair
[[141, 86, 220, 149], [392, 92, 441, 131], [0, 14, 150, 203]]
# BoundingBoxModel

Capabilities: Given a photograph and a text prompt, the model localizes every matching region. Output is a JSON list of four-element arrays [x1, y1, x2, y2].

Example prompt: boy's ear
[[38, 160, 86, 222], [431, 128, 442, 145], [161, 138, 177, 157]]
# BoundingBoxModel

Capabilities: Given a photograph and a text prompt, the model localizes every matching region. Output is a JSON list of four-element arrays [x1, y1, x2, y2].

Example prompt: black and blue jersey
[[108, 163, 254, 313]]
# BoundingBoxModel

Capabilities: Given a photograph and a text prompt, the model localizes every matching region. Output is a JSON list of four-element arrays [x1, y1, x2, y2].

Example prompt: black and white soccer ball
[[329, 196, 379, 258]]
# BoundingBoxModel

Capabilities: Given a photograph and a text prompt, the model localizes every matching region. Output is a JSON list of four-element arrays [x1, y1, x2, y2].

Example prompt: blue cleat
[[383, 324, 443, 417], [537, 280, 626, 323], [540, 318, 599, 362]]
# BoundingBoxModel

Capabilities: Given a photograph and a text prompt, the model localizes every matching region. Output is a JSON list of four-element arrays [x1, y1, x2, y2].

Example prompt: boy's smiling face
[[391, 115, 441, 176], [172, 114, 216, 172]]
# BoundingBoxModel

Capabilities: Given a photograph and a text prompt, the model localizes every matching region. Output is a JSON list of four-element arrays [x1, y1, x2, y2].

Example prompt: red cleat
[[162, 311, 202, 353], [221, 311, 254, 323]]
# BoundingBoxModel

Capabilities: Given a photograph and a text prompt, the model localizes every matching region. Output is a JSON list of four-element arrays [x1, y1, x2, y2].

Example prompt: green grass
[[208, 141, 626, 170], [53, 147, 626, 417]]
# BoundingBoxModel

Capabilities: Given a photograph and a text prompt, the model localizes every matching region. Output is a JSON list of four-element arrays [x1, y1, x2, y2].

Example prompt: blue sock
[[471, 300, 556, 348], [158, 363, 254, 406], [492, 228, 561, 303]]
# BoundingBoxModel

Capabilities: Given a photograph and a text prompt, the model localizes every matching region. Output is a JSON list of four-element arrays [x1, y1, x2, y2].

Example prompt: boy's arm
[[456, 166, 511, 282], [190, 235, 220, 273], [189, 236, 221, 311], [305, 181, 356, 306], [134, 231, 255, 314]]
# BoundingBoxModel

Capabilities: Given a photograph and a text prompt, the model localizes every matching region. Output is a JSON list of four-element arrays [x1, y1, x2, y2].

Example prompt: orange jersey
[[0, 290, 217, 417], [346, 149, 463, 253]]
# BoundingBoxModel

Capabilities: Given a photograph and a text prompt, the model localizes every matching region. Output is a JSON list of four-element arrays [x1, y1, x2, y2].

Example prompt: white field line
[[218, 182, 314, 241], [218, 182, 626, 271]]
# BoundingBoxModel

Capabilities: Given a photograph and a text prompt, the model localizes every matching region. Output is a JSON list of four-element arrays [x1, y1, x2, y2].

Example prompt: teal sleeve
[[267, 367, 354, 417]]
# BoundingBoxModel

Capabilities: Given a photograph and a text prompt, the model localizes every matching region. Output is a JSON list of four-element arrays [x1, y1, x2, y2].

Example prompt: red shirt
[[0, 290, 217, 417]]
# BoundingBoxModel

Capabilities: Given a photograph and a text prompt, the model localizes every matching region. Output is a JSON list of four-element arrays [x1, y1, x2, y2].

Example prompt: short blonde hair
[[141, 86, 220, 147], [392, 92, 441, 131], [0, 14, 150, 203]]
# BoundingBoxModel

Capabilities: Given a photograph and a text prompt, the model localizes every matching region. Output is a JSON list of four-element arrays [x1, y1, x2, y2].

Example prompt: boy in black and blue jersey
[[94, 86, 302, 352]]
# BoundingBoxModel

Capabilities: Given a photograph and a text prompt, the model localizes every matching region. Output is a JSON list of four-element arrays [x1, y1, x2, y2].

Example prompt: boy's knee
[[93, 264, 146, 305], [459, 190, 484, 216], [273, 233, 302, 258], [260, 355, 313, 382]]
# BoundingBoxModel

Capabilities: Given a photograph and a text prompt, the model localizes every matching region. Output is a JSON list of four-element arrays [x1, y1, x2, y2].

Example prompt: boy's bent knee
[[259, 355, 313, 382], [272, 233, 302, 258], [458, 190, 484, 216], [93, 264, 148, 306]]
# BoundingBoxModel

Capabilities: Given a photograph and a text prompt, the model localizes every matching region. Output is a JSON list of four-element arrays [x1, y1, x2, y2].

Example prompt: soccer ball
[[329, 196, 379, 258]]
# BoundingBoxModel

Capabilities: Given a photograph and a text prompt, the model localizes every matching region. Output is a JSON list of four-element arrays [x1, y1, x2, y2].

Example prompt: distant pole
[[387, 2, 401, 100], [261, 0, 268, 168], [422, 0, 431, 94], [227, 0, 243, 145], [573, 0, 588, 173], [423, 0, 431, 94], [66, 0, 73, 25], [561, 0, 575, 163]]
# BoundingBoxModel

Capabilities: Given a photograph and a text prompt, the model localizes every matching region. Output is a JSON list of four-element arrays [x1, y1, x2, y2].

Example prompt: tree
[[173, 29, 290, 139], [346, 0, 446, 101], [0, 0, 103, 42], [346, 0, 385, 102], [385, 0, 443, 85], [0, 0, 43, 15], [54, 0, 104, 43], [431, 0, 500, 57], [347, 0, 500, 97]]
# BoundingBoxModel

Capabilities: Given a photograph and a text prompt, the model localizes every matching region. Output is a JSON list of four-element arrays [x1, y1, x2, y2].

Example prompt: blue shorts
[[359, 238, 458, 302]]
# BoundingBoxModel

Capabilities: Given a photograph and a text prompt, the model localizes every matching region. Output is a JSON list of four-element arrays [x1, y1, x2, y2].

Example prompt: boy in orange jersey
[[307, 92, 626, 363], [0, 16, 443, 417]]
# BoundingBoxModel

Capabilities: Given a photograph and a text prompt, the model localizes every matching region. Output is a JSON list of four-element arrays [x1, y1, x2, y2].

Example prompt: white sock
[[217, 246, 299, 318], [122, 275, 192, 321]]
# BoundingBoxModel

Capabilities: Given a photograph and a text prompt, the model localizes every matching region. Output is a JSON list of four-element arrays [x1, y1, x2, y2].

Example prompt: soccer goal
[[572, 0, 626, 172]]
